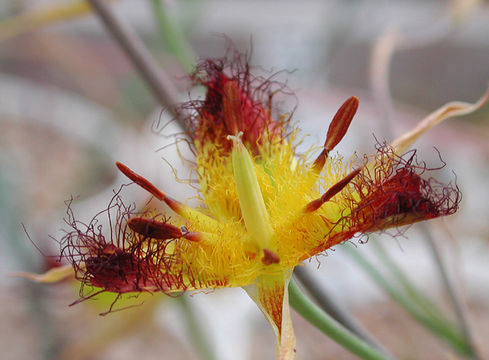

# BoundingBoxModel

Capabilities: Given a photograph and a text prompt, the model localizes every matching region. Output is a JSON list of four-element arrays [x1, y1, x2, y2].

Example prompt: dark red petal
[[303, 148, 461, 260], [346, 148, 461, 233], [186, 57, 282, 155], [352, 168, 459, 230]]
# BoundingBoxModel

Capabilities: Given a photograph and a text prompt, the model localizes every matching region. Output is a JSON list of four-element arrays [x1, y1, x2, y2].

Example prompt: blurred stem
[[0, 174, 35, 267], [150, 0, 196, 72], [88, 0, 186, 126], [370, 240, 449, 325], [289, 278, 390, 360], [28, 284, 62, 360], [420, 224, 480, 359], [370, 238, 478, 358], [345, 246, 472, 356], [293, 266, 394, 358], [177, 296, 215, 360]]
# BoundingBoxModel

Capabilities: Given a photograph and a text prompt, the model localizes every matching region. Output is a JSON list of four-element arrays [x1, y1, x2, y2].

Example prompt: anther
[[116, 162, 218, 228], [128, 218, 182, 240], [312, 97, 359, 173], [128, 217, 203, 242], [116, 162, 165, 201], [304, 167, 362, 213]]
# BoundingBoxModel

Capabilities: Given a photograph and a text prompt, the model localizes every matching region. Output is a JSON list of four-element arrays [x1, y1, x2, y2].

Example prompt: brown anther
[[304, 167, 362, 213], [262, 249, 280, 265], [324, 96, 358, 151], [312, 97, 359, 172], [128, 217, 182, 240], [116, 162, 185, 215], [222, 81, 241, 136], [116, 162, 165, 201]]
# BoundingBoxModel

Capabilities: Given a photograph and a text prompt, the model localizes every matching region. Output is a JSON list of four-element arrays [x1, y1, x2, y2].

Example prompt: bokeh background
[[1, 1, 489, 359]]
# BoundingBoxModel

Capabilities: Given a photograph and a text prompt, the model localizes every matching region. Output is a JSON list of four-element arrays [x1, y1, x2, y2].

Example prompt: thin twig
[[88, 0, 186, 125]]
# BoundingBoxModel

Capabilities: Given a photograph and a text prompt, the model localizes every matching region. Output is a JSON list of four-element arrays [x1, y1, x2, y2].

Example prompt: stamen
[[312, 97, 359, 173], [128, 217, 205, 243], [116, 162, 166, 200], [222, 81, 241, 136], [304, 167, 362, 213], [116, 162, 218, 228], [128, 217, 182, 240]]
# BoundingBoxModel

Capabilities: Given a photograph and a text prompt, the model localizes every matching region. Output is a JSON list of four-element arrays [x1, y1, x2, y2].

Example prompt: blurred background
[[1, 0, 489, 359]]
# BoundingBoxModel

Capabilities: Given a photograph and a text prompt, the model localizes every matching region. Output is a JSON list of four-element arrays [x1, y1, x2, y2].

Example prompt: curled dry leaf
[[13, 264, 74, 283], [390, 86, 489, 155]]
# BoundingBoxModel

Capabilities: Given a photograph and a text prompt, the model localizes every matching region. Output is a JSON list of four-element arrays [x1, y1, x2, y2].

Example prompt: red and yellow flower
[[34, 56, 489, 359]]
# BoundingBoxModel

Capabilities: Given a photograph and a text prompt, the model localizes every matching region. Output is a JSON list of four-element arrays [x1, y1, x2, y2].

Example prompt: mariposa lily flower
[[28, 56, 489, 359]]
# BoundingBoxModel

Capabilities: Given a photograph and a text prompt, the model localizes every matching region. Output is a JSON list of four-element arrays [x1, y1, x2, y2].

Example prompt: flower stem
[[420, 224, 480, 359], [370, 240, 451, 324], [288, 278, 391, 360], [293, 266, 394, 358], [345, 245, 472, 356]]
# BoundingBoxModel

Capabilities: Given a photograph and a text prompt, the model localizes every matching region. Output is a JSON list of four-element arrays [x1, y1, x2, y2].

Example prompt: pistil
[[228, 134, 274, 253]]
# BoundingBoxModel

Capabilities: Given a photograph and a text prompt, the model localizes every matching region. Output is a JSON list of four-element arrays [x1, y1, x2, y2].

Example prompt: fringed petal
[[188, 55, 283, 156], [305, 146, 461, 258], [244, 271, 296, 360]]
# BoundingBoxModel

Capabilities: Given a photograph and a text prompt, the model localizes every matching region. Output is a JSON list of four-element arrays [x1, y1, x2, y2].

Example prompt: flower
[[29, 55, 489, 359]]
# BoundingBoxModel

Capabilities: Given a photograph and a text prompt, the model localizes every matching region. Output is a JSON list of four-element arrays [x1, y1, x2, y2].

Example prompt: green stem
[[293, 266, 393, 357], [370, 240, 450, 324], [420, 224, 479, 359], [177, 295, 215, 360], [346, 246, 471, 356], [150, 0, 196, 72], [289, 278, 391, 360]]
